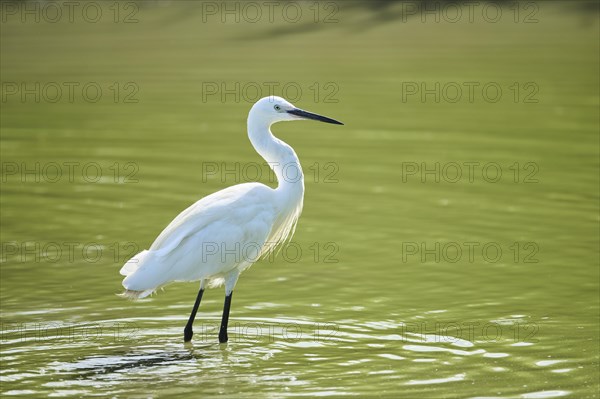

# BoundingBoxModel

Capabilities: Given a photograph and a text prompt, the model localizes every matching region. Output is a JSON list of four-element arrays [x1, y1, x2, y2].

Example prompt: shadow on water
[[53, 348, 200, 376]]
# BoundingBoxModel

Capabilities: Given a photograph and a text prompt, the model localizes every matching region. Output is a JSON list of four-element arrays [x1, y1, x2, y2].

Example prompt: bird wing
[[121, 183, 276, 294], [149, 182, 272, 254]]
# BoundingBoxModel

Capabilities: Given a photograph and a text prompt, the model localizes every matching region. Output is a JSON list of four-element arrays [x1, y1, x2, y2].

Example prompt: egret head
[[249, 96, 343, 126]]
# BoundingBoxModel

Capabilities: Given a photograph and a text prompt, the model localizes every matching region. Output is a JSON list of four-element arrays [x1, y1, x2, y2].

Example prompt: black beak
[[287, 108, 344, 125]]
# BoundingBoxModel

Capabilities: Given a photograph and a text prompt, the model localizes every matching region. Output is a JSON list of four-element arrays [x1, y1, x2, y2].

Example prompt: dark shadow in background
[[3, 0, 597, 37]]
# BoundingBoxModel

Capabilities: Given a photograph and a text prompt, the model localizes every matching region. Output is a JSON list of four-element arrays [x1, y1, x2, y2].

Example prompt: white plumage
[[118, 96, 342, 342], [120, 182, 300, 298]]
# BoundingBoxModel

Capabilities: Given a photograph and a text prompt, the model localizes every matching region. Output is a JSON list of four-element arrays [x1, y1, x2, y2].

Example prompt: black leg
[[218, 292, 233, 343], [183, 288, 204, 342]]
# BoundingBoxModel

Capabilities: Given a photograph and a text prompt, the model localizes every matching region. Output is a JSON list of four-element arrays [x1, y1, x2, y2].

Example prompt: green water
[[1, 1, 598, 398]]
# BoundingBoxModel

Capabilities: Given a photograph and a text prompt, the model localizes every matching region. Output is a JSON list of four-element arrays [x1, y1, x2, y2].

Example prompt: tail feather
[[120, 250, 171, 299], [119, 250, 158, 299], [120, 250, 149, 276], [119, 244, 203, 300], [117, 289, 154, 300]]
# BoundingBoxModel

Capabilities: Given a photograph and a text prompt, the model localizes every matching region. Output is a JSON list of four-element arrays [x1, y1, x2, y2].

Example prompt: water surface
[[1, 2, 598, 398]]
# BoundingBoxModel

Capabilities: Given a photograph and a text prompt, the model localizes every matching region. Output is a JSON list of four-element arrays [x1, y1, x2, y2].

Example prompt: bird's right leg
[[219, 270, 240, 343], [184, 280, 205, 342]]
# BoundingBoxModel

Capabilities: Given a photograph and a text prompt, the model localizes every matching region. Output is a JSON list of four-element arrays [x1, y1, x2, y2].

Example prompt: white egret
[[119, 96, 343, 343]]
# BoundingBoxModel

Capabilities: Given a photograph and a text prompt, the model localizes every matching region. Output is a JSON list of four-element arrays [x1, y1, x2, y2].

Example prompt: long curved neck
[[247, 117, 304, 195]]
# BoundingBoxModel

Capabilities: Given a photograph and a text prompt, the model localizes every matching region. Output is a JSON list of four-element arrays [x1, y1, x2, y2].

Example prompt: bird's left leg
[[219, 270, 240, 343], [184, 280, 205, 342]]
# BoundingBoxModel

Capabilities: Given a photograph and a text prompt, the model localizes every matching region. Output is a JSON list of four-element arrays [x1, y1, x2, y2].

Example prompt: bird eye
[[274, 105, 281, 111]]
